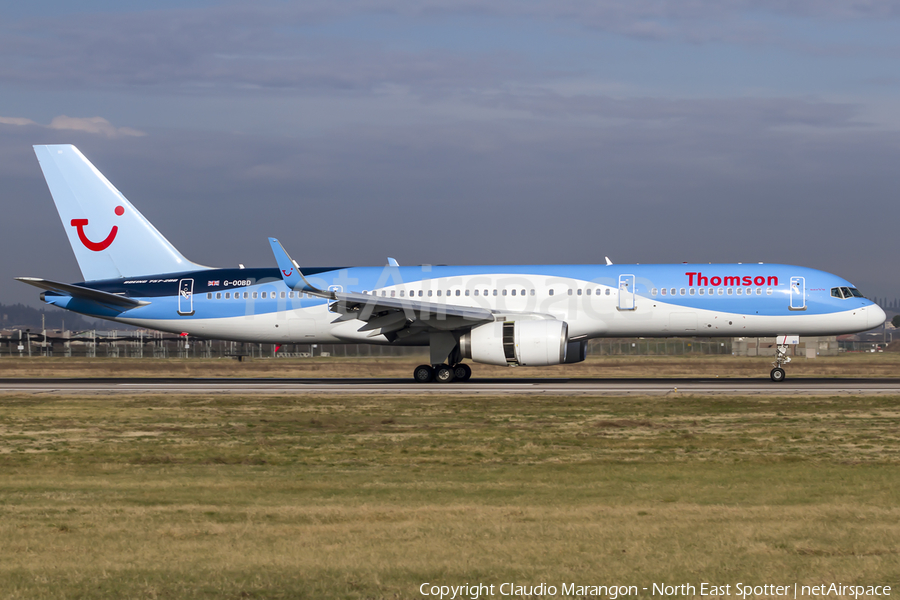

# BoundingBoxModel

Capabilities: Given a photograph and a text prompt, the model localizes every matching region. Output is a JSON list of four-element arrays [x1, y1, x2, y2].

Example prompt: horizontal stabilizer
[[15, 277, 149, 308]]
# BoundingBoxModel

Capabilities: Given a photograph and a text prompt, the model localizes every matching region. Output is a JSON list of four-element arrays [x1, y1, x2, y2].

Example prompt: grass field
[[1, 353, 899, 379], [1, 389, 899, 599]]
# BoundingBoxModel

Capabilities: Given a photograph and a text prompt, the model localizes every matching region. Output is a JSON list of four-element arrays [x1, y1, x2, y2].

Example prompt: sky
[[2, 1, 900, 307]]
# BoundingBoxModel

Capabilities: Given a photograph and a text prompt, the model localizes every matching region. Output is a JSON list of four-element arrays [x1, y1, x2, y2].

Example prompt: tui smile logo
[[282, 268, 293, 277], [71, 206, 124, 251]]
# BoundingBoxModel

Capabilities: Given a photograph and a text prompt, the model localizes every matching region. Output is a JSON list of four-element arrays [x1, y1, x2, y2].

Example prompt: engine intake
[[460, 319, 568, 366]]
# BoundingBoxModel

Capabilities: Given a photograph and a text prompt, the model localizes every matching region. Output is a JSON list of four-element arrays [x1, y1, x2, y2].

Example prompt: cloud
[[0, 115, 145, 138], [0, 116, 37, 126], [2, 1, 898, 95], [47, 116, 146, 138]]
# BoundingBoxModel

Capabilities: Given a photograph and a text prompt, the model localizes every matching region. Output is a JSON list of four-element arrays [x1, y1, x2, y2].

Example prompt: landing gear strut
[[770, 343, 791, 382]]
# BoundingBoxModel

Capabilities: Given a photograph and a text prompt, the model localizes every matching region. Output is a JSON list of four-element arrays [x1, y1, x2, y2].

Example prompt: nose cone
[[868, 303, 887, 329]]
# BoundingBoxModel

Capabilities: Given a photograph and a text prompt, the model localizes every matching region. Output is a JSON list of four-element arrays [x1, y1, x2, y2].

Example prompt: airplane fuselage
[[41, 263, 882, 344]]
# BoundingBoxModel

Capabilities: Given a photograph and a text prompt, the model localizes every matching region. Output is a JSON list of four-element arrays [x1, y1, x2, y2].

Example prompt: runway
[[2, 377, 900, 395]]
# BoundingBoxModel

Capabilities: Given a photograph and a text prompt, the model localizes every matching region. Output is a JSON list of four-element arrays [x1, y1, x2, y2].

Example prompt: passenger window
[[252, 292, 258, 299], [418, 290, 423, 297], [670, 288, 676, 296], [437, 290, 441, 297], [756, 288, 762, 295], [680, 288, 685, 295], [465, 290, 470, 296], [493, 290, 498, 296], [549, 289, 554, 296], [391, 291, 395, 297], [428, 290, 433, 297], [651, 288, 657, 296], [244, 292, 249, 299], [586, 288, 591, 296], [689, 288, 695, 296], [521, 289, 526, 296], [699, 289, 704, 295], [511, 289, 516, 296], [661, 288, 667, 296], [399, 290, 405, 297], [736, 288, 742, 295], [577, 289, 582, 296], [216, 292, 222, 299], [225, 292, 230, 299], [605, 289, 610, 296], [381, 291, 386, 297], [456, 290, 461, 296], [766, 288, 773, 295], [280, 291, 285, 299], [474, 289, 479, 296], [727, 289, 733, 295], [531, 289, 536, 296], [207, 293, 212, 299], [717, 289, 723, 295], [567, 289, 573, 296], [502, 289, 507, 296]]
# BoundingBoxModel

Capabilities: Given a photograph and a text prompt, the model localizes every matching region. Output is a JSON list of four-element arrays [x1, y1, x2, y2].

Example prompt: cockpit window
[[831, 287, 865, 299]]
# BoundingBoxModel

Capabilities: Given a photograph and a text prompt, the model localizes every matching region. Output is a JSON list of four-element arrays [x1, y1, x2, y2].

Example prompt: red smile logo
[[71, 206, 124, 252], [282, 268, 293, 277]]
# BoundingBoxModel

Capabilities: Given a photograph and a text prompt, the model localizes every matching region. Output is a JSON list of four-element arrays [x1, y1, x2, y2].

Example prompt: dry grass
[[1, 353, 899, 379], [1, 392, 899, 598]]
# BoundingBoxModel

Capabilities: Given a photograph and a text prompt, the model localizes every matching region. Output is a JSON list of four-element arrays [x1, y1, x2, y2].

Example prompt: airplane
[[17, 144, 886, 383]]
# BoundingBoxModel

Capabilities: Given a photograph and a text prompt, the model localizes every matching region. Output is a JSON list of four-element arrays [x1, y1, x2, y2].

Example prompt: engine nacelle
[[460, 319, 568, 366]]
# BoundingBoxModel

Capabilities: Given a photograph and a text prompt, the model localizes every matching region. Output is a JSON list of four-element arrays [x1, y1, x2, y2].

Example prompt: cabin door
[[618, 274, 636, 310], [178, 279, 195, 316], [790, 276, 806, 310]]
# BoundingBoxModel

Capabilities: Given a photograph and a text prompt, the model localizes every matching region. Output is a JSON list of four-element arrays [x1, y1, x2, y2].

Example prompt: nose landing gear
[[770, 343, 791, 382]]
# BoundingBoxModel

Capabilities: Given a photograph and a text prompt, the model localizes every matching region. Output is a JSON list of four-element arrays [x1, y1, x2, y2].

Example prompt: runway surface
[[2, 377, 900, 395]]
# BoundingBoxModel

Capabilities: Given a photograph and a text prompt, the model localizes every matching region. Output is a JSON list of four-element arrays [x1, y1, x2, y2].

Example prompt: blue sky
[[2, 1, 899, 306]]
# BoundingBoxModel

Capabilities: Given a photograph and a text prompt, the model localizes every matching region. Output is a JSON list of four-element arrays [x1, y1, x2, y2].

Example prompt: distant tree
[[893, 315, 900, 329]]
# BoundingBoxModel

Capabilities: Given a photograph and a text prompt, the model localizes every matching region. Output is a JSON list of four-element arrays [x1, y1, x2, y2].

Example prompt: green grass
[[1, 393, 899, 598]]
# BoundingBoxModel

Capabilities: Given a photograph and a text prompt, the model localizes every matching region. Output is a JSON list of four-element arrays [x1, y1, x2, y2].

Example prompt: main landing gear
[[770, 343, 791, 382], [413, 363, 472, 383]]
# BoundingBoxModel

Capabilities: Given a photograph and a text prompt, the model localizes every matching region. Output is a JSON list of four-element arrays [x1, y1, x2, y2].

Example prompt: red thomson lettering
[[686, 272, 777, 287]]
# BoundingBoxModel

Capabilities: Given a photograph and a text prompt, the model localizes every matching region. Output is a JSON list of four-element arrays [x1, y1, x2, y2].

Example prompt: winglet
[[268, 237, 335, 298], [387, 257, 399, 267], [605, 256, 613, 266]]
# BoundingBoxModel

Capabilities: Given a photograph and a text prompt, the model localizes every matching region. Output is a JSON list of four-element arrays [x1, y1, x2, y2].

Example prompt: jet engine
[[459, 319, 568, 366]]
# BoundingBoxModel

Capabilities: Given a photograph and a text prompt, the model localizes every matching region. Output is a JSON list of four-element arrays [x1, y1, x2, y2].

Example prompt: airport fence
[[0, 329, 736, 359]]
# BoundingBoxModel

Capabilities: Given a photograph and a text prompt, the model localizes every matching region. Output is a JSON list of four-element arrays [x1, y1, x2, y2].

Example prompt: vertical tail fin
[[33, 144, 208, 281]]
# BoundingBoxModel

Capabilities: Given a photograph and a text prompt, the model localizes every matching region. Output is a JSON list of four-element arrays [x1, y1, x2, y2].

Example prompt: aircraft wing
[[328, 290, 494, 336], [15, 277, 150, 309], [268, 238, 494, 338]]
